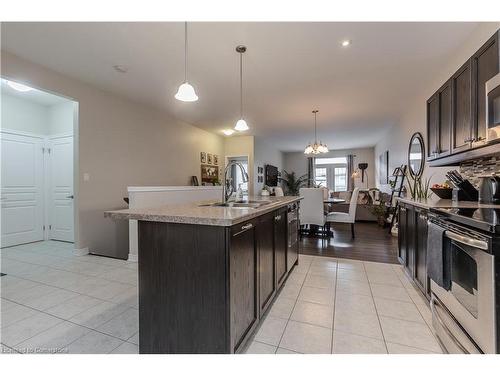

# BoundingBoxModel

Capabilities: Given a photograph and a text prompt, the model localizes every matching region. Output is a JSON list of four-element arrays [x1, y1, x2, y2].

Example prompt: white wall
[[2, 51, 225, 258], [1, 94, 49, 134], [283, 147, 376, 189], [253, 137, 284, 193], [374, 23, 500, 193], [48, 101, 75, 135], [2, 93, 74, 136]]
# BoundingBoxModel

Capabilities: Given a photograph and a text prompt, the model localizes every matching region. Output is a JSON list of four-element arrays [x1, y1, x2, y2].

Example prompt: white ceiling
[[1, 79, 71, 106], [1, 22, 481, 151]]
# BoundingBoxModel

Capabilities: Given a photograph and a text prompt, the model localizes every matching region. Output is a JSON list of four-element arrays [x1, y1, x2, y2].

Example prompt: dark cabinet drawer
[[257, 212, 276, 316], [229, 219, 258, 352], [274, 207, 287, 288], [398, 203, 430, 301]]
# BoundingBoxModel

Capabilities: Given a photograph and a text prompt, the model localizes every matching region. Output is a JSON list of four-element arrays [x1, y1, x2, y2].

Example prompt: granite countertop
[[104, 196, 302, 226], [396, 197, 500, 210]]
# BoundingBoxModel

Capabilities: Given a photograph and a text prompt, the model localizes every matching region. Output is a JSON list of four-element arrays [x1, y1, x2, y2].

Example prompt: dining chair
[[299, 188, 327, 244], [326, 187, 360, 239]]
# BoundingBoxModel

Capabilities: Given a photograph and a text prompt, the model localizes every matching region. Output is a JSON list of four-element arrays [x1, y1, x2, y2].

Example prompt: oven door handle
[[445, 230, 488, 250]]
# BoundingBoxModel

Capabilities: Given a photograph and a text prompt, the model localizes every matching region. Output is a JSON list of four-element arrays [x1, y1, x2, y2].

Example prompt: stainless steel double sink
[[199, 200, 272, 209]]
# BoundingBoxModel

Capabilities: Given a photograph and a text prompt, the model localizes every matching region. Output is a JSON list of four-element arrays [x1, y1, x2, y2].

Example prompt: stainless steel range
[[427, 207, 499, 354]]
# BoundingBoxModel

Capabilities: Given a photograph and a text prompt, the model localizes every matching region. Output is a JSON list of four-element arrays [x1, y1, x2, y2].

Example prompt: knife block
[[452, 180, 479, 202]]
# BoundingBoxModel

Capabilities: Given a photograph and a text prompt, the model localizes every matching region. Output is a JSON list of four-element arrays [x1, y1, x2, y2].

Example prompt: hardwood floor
[[299, 222, 398, 264]]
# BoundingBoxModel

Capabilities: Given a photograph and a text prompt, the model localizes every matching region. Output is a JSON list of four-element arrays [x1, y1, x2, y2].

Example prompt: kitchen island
[[105, 196, 301, 353]]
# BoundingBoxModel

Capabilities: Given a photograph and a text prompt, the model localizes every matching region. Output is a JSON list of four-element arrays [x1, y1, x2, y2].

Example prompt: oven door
[[486, 73, 500, 142], [431, 230, 496, 353]]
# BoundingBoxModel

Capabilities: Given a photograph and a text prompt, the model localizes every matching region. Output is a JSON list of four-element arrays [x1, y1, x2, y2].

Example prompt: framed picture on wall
[[379, 150, 389, 184], [200, 152, 207, 164], [207, 153, 213, 165], [201, 165, 219, 185]]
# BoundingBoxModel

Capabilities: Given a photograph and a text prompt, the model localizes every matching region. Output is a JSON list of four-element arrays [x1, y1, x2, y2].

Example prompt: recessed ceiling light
[[222, 129, 235, 136], [341, 40, 351, 47], [113, 65, 129, 73], [6, 80, 34, 92]]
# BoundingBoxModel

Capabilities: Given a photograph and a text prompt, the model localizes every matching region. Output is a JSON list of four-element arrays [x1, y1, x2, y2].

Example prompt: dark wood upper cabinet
[[471, 31, 499, 145], [257, 213, 276, 317], [437, 79, 452, 158], [426, 29, 500, 166], [274, 208, 287, 288], [451, 60, 473, 154], [426, 94, 439, 159]]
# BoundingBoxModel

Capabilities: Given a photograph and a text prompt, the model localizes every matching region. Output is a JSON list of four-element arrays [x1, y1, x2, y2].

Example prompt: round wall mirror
[[408, 132, 425, 178]]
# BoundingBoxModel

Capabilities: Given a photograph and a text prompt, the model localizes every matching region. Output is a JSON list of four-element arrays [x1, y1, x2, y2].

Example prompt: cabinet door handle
[[419, 213, 427, 220], [400, 207, 406, 212], [275, 215, 281, 221], [233, 222, 254, 236]]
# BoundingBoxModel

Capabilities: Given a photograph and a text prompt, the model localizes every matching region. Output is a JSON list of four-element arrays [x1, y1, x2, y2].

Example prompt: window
[[334, 167, 347, 191], [315, 157, 347, 165], [314, 158, 348, 191], [315, 167, 327, 187]]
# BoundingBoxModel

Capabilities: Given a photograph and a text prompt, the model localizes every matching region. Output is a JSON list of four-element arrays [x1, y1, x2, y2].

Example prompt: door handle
[[233, 222, 253, 236], [66, 195, 74, 199], [445, 230, 488, 250], [275, 215, 282, 221]]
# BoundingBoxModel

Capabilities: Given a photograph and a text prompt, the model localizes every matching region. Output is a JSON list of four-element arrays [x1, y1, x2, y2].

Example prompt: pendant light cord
[[313, 110, 318, 143], [240, 51, 243, 118], [184, 21, 188, 82]]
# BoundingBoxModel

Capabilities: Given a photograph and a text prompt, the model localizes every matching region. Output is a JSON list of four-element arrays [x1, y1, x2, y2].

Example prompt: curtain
[[347, 154, 354, 191], [307, 157, 314, 187]]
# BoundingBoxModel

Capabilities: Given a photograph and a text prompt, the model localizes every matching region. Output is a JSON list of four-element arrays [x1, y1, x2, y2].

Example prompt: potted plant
[[369, 202, 387, 227], [278, 170, 309, 196]]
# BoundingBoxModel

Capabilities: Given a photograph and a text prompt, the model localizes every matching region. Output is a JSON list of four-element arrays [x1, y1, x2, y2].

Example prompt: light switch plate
[[83, 173, 90, 182]]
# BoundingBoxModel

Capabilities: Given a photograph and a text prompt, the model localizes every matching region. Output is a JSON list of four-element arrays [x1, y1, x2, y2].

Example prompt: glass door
[[314, 164, 348, 191]]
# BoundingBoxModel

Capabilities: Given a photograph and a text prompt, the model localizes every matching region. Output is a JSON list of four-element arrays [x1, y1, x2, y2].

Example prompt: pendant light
[[234, 45, 249, 131], [175, 22, 198, 102], [304, 110, 329, 154]]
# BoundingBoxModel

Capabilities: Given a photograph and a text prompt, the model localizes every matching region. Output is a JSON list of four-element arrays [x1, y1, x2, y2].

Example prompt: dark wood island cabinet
[[105, 197, 300, 354]]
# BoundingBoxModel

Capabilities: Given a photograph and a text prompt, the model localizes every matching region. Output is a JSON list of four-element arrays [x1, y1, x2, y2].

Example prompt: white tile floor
[[1, 240, 442, 354], [244, 254, 443, 354], [1, 241, 138, 354]]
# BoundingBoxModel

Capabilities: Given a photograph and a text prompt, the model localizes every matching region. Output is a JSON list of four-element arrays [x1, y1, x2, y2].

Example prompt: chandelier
[[304, 110, 328, 154]]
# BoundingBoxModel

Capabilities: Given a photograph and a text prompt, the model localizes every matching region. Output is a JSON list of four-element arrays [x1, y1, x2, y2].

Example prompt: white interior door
[[48, 135, 74, 242], [1, 131, 44, 247]]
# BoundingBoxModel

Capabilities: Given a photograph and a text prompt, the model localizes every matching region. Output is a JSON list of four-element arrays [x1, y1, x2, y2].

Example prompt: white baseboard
[[127, 253, 138, 262], [73, 247, 89, 256]]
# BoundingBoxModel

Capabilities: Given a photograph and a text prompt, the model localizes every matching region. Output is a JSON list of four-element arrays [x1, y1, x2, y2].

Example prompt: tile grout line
[[2, 246, 135, 282], [5, 305, 137, 353], [364, 261, 390, 354], [273, 256, 312, 353], [330, 259, 339, 354], [393, 265, 437, 334], [0, 269, 136, 307]]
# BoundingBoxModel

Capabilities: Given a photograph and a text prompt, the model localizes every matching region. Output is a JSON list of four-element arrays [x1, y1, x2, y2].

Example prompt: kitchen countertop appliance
[[478, 175, 500, 204], [428, 206, 499, 353]]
